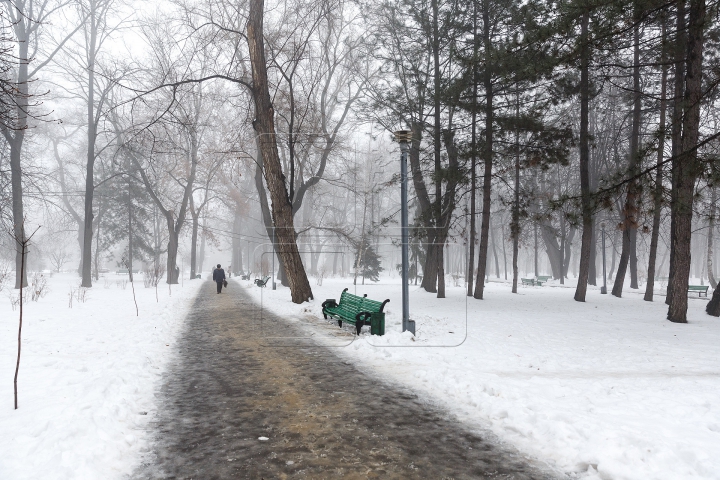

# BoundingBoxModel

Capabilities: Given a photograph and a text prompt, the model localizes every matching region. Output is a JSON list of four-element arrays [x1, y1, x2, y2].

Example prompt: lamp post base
[[600, 286, 607, 294], [403, 319, 416, 335]]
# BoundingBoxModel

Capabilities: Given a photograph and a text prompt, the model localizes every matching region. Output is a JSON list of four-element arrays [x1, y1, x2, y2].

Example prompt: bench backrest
[[337, 290, 366, 314], [688, 285, 708, 290], [361, 297, 387, 313]]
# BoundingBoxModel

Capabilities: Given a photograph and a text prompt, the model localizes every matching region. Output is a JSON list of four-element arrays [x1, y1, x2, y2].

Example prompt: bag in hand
[[223, 279, 228, 288]]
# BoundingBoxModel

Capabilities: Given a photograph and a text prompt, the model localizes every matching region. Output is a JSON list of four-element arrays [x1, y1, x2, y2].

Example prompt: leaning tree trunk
[[667, 0, 705, 323], [248, 0, 312, 303]]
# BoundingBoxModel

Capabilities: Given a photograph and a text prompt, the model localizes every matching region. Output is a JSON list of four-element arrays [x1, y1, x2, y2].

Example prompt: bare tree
[[1, 0, 83, 288]]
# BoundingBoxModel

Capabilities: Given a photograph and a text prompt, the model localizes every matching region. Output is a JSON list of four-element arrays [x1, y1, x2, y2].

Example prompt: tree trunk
[[707, 187, 717, 289], [575, 9, 592, 302], [81, 3, 98, 288], [165, 226, 179, 285], [128, 193, 134, 283], [612, 15, 642, 297], [198, 215, 206, 273], [502, 223, 507, 280], [93, 205, 103, 281], [588, 227, 597, 285], [248, 0, 312, 303], [511, 89, 520, 293], [468, 3, 478, 296], [559, 217, 566, 285], [534, 223, 539, 276], [190, 210, 199, 279], [430, 0, 442, 295], [8, 33, 29, 289], [491, 222, 500, 278], [645, 18, 669, 301], [474, 0, 493, 299], [668, 0, 705, 322], [539, 220, 563, 279], [667, 0, 687, 305], [231, 208, 242, 276]]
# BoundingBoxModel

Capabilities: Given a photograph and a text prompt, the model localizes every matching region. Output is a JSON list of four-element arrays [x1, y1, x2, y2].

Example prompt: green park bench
[[115, 269, 138, 275], [688, 285, 709, 297], [536, 275, 552, 283], [254, 276, 271, 287], [322, 288, 390, 335], [521, 278, 536, 286], [241, 273, 251, 280]]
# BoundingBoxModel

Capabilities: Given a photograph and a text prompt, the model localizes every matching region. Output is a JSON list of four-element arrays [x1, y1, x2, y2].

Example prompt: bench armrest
[[356, 311, 372, 323], [322, 299, 338, 309]]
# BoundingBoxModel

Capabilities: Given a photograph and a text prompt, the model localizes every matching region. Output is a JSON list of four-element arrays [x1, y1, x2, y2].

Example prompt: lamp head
[[393, 130, 413, 143]]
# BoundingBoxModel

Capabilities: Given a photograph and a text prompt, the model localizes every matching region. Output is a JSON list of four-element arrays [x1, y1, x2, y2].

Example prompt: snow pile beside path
[[0, 273, 202, 480], [245, 276, 720, 480]]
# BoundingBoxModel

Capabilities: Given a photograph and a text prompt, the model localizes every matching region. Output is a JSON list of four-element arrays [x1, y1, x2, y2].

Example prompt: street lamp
[[601, 222, 607, 294], [393, 130, 415, 335]]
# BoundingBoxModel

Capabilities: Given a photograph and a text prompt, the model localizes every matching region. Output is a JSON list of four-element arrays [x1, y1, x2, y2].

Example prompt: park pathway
[[134, 281, 561, 479]]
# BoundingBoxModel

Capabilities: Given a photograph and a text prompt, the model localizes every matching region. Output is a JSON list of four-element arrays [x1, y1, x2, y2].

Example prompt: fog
[[1, 0, 719, 321]]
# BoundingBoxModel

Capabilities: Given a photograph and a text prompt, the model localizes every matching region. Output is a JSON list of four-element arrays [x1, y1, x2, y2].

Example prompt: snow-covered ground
[[244, 275, 720, 480], [0, 272, 202, 480]]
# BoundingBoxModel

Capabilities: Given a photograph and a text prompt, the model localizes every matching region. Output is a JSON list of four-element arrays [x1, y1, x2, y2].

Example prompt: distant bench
[[688, 285, 709, 297], [116, 269, 139, 275], [521, 277, 548, 286]]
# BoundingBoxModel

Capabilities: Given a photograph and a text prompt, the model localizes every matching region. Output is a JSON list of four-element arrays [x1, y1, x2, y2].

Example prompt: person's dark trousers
[[216, 281, 223, 293]]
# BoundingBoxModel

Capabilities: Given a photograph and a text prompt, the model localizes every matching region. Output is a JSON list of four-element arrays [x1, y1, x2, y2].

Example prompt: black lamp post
[[601, 222, 607, 294], [394, 130, 415, 334]]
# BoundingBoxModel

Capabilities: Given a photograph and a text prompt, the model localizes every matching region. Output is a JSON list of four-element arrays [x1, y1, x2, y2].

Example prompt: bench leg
[[338, 320, 342, 328], [356, 321, 363, 335]]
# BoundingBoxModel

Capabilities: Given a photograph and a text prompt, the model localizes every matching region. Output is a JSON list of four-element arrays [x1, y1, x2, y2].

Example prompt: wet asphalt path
[[133, 281, 560, 479]]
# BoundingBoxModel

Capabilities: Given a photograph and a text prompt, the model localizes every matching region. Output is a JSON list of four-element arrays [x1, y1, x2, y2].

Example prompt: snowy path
[[134, 281, 560, 479]]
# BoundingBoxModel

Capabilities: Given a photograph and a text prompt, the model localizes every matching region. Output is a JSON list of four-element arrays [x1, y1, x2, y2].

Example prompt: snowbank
[[244, 275, 720, 480], [0, 273, 202, 480]]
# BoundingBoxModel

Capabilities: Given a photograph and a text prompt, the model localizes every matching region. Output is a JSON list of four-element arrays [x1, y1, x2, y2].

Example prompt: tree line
[[0, 0, 718, 324]]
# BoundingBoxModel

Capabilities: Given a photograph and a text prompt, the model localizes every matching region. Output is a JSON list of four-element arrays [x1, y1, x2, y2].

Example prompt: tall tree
[[667, 0, 706, 323], [1, 0, 82, 288], [611, 4, 643, 297], [574, 9, 592, 302], [247, 0, 313, 303], [644, 15, 669, 302]]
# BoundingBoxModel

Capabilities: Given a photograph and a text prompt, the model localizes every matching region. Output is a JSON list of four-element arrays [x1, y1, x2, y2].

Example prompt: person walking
[[213, 264, 226, 294]]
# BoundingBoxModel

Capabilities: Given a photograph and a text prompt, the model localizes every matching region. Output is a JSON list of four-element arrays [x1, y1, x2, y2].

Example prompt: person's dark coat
[[213, 268, 226, 283]]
